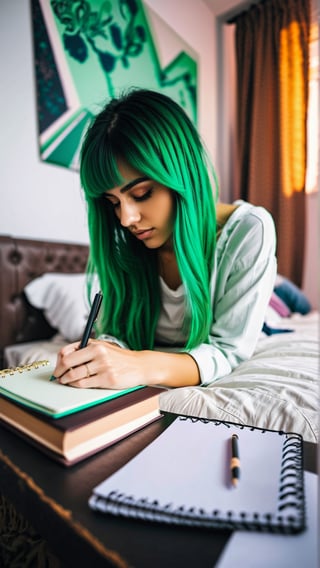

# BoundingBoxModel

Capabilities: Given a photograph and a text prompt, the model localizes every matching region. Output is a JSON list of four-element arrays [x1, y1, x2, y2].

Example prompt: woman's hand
[[52, 339, 200, 389], [53, 339, 148, 390]]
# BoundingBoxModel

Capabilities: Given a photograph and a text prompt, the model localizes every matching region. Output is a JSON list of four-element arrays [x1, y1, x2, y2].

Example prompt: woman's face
[[103, 160, 176, 250]]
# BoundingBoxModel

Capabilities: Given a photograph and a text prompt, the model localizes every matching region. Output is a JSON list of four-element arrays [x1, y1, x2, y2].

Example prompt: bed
[[0, 235, 89, 368], [1, 234, 318, 443]]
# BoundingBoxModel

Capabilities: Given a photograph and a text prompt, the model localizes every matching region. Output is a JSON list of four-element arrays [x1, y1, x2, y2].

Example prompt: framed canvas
[[31, 0, 198, 171]]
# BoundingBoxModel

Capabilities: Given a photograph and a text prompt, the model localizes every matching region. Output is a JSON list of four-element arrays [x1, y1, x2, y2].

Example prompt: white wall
[[0, 0, 217, 244], [0, 0, 88, 243]]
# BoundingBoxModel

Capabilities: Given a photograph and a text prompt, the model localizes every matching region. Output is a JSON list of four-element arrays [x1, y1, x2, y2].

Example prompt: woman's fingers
[[53, 341, 93, 380], [53, 340, 143, 390]]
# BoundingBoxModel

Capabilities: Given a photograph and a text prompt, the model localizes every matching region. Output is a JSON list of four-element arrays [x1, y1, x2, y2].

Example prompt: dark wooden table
[[0, 413, 317, 568]]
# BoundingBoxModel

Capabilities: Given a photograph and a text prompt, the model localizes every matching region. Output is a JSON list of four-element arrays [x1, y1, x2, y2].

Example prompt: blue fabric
[[274, 278, 311, 315], [262, 323, 294, 336]]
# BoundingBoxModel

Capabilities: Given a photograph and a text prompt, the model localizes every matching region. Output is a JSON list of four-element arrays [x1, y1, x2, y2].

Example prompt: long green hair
[[80, 89, 218, 350]]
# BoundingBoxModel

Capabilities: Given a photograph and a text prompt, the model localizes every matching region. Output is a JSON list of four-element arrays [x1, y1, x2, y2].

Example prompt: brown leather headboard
[[0, 235, 89, 367]]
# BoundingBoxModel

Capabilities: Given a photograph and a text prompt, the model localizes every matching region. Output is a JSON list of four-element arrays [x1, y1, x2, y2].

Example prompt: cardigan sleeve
[[187, 205, 277, 385], [98, 334, 129, 349]]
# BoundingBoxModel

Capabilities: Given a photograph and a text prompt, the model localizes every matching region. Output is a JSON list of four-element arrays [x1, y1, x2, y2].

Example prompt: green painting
[[31, 0, 198, 171]]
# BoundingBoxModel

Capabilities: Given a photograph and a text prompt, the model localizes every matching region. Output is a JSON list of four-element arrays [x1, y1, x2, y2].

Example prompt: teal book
[[0, 360, 143, 418]]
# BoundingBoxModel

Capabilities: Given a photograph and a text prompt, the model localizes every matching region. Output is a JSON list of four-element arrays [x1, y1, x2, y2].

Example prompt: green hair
[[80, 89, 218, 350]]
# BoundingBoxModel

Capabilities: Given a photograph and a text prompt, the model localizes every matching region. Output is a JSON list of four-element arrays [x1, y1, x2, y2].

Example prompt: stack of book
[[0, 360, 164, 466]]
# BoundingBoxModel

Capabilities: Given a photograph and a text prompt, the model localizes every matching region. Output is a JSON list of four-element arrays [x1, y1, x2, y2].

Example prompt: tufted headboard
[[0, 235, 89, 367]]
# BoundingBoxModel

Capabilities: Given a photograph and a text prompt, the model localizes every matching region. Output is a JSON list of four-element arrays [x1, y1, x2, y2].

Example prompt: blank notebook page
[[0, 362, 141, 417], [89, 417, 302, 524]]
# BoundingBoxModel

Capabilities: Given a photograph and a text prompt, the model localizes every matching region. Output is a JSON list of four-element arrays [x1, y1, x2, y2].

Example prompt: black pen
[[230, 434, 240, 487], [79, 291, 103, 348], [50, 291, 103, 381]]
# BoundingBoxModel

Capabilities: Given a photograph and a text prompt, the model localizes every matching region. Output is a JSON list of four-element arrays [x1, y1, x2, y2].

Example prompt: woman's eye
[[103, 187, 153, 208], [104, 197, 119, 208], [133, 189, 153, 202]]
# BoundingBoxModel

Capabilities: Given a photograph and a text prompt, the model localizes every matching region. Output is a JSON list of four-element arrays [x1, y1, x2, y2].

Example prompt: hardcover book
[[0, 360, 164, 465]]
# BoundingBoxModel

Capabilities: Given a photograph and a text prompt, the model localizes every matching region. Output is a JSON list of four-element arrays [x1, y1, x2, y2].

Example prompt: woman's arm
[[188, 205, 277, 385], [52, 340, 200, 389], [53, 205, 276, 390]]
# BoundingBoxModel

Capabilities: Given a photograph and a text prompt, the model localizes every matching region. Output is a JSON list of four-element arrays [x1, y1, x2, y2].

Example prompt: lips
[[133, 229, 154, 240]]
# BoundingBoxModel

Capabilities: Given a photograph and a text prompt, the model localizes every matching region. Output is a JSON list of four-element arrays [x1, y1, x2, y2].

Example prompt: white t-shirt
[[155, 278, 186, 345]]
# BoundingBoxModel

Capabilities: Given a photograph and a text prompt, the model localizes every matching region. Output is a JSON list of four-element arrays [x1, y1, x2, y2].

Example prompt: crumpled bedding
[[159, 312, 319, 442], [4, 313, 318, 443]]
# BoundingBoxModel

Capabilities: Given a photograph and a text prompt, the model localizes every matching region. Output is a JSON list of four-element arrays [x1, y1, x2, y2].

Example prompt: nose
[[119, 201, 142, 227]]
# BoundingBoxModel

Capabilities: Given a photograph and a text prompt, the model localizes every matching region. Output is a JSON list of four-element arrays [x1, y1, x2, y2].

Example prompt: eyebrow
[[120, 176, 150, 193]]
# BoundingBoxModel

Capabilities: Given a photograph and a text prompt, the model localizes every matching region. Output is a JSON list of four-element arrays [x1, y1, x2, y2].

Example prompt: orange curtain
[[234, 0, 310, 286]]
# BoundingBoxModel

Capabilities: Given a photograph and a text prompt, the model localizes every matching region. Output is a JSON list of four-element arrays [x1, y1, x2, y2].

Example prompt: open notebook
[[89, 415, 305, 534], [0, 360, 142, 418]]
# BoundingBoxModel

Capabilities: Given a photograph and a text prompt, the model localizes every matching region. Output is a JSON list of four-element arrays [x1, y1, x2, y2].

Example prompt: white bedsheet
[[159, 312, 319, 442], [4, 313, 319, 442], [4, 334, 66, 368]]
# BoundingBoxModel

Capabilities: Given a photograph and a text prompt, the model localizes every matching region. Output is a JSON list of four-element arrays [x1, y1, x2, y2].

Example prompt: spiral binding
[[0, 360, 50, 378], [89, 417, 305, 533], [278, 434, 304, 519], [91, 488, 304, 532]]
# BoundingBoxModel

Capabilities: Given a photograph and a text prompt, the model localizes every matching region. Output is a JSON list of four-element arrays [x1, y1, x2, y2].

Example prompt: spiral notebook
[[89, 415, 305, 533], [0, 360, 142, 418]]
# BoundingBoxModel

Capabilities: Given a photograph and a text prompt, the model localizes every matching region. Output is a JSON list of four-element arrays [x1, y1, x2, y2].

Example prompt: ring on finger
[[85, 363, 91, 378]]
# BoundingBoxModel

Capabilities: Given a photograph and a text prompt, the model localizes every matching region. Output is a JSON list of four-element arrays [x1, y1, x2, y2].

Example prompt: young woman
[[53, 89, 276, 389]]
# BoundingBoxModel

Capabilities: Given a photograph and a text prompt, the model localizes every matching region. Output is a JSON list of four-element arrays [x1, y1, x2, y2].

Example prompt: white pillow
[[24, 273, 90, 342]]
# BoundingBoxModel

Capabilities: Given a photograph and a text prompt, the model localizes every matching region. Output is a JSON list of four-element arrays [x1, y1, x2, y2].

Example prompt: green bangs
[[80, 130, 121, 198]]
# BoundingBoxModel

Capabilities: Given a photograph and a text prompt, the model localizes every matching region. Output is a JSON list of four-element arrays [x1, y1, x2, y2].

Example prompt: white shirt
[[101, 202, 277, 385], [155, 201, 277, 384]]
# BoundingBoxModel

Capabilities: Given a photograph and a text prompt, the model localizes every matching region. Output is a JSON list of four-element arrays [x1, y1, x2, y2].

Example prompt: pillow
[[24, 274, 90, 342], [16, 292, 57, 344], [274, 277, 311, 315], [269, 291, 291, 317]]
